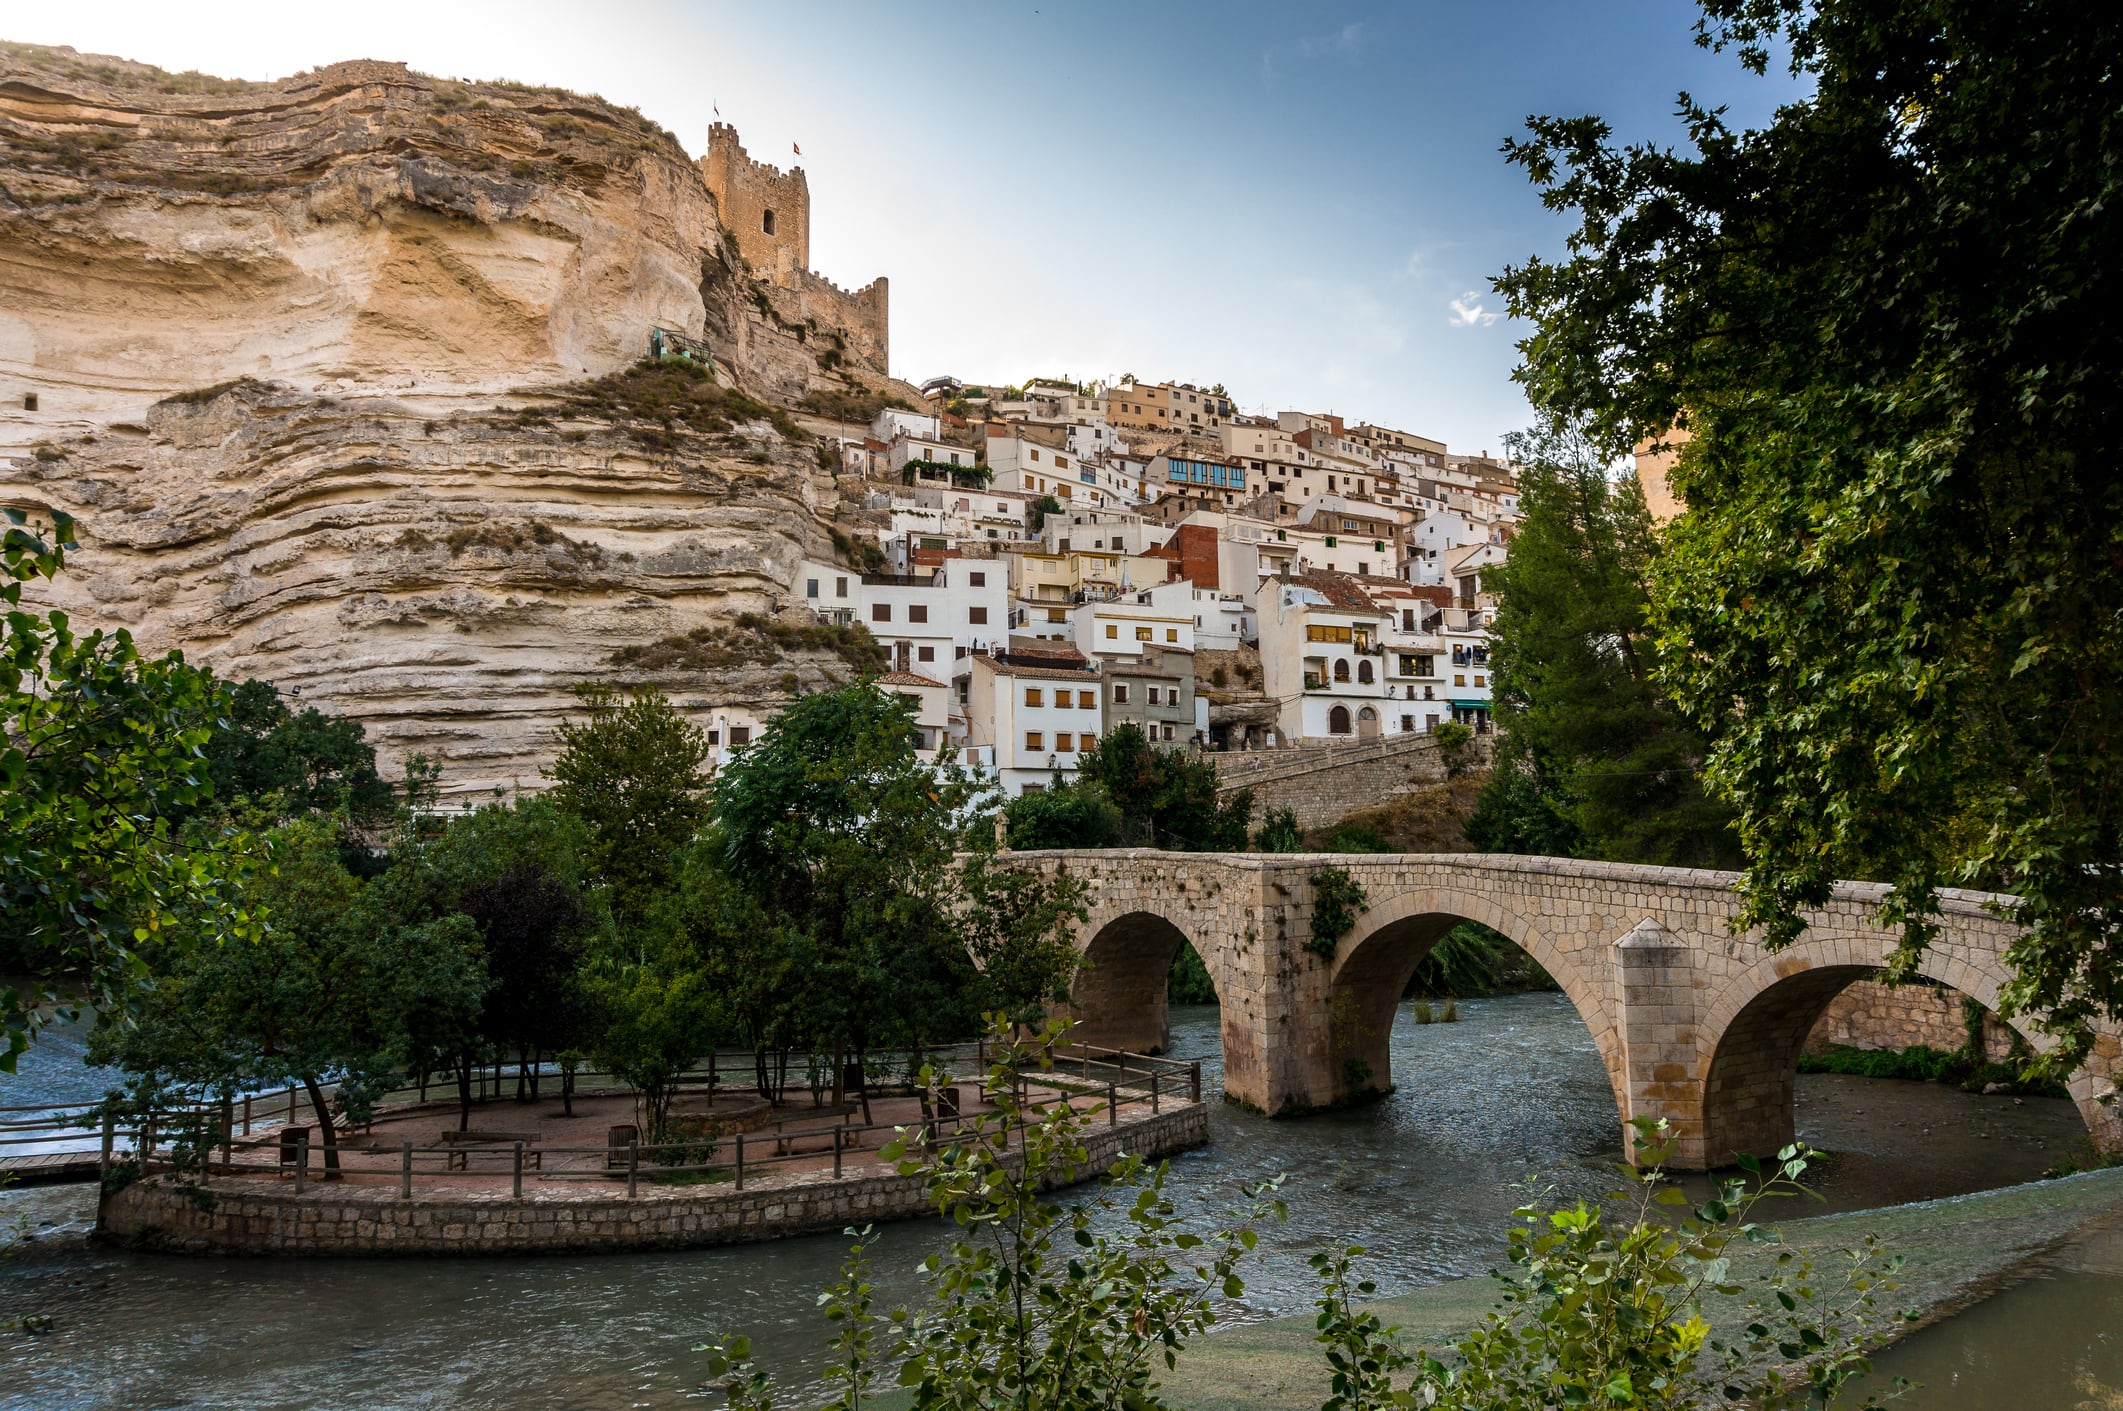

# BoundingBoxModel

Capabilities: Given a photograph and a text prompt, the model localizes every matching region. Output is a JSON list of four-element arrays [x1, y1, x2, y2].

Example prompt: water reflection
[[0, 993, 2087, 1411]]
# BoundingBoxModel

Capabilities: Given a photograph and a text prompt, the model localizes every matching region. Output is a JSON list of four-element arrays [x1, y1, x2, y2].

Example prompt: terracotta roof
[[1287, 570, 1383, 613], [981, 658, 1102, 682], [875, 671, 948, 689]]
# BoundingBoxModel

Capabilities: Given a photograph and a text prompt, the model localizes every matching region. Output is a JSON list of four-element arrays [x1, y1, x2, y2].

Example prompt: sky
[[0, 1, 1803, 454]]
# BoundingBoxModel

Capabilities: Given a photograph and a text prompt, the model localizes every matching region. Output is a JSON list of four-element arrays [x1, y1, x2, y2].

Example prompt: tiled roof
[[1287, 570, 1382, 613], [875, 671, 948, 689]]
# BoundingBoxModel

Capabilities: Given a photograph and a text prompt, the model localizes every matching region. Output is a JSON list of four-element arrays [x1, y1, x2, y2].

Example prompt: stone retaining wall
[[94, 1103, 1208, 1257], [1804, 979, 2017, 1061], [1213, 733, 1486, 830]]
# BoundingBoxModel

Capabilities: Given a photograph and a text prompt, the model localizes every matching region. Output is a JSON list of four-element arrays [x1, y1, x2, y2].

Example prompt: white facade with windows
[[963, 654, 1105, 796]]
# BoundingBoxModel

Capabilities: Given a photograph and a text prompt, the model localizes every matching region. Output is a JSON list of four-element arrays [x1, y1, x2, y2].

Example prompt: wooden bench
[[437, 1130, 543, 1172], [773, 1126, 855, 1157]]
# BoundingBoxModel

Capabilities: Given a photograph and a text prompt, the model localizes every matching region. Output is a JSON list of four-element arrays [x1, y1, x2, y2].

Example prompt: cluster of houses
[[766, 375, 1521, 796]]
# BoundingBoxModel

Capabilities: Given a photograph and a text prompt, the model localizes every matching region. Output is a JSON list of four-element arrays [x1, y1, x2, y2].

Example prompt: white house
[[963, 646, 1106, 796], [1255, 571, 1394, 742]]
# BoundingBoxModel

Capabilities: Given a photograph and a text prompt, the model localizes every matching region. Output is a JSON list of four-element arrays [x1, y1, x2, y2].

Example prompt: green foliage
[[610, 611, 887, 678], [1, 508, 262, 1069], [955, 853, 1089, 1026], [1466, 423, 1736, 868], [1431, 720, 1475, 779], [1307, 867, 1369, 960], [1166, 942, 1218, 1005], [520, 357, 804, 445], [92, 818, 486, 1173], [1319, 823, 1392, 854], [702, 1021, 1285, 1411], [1494, 0, 2123, 1066], [203, 678, 394, 830], [1796, 1042, 2065, 1099], [1004, 725, 1250, 852], [1002, 779, 1122, 850], [1252, 807, 1304, 853], [544, 683, 711, 904], [1342, 1123, 1909, 1409], [1404, 922, 1552, 999], [1026, 494, 1062, 533], [899, 457, 992, 488]]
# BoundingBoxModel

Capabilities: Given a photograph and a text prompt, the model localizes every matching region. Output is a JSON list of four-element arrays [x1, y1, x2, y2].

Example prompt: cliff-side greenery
[[1494, 0, 2123, 1065], [609, 613, 888, 678]]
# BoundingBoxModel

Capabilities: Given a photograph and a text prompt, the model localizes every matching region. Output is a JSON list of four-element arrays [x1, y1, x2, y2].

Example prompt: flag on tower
[[793, 142, 802, 156]]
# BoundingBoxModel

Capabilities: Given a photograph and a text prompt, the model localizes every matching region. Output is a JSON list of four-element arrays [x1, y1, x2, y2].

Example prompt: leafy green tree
[[1495, 0, 2123, 1063], [1251, 807, 1304, 853], [1001, 778, 1122, 850], [2, 509, 259, 1070], [956, 853, 1088, 1025], [203, 678, 394, 830], [93, 819, 485, 1174], [544, 683, 711, 905], [1076, 723, 1253, 851], [1466, 424, 1737, 868], [1026, 494, 1062, 533]]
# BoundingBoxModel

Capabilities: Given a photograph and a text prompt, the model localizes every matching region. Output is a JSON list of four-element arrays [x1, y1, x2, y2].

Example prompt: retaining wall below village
[[95, 1103, 1208, 1257], [1804, 979, 2018, 1061], [1213, 733, 1485, 830]]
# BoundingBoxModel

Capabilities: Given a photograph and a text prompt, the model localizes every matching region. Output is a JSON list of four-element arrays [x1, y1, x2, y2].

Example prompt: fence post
[[242, 1093, 252, 1136], [295, 1135, 309, 1194], [1190, 1061, 1201, 1104], [512, 1142, 524, 1199], [401, 1142, 413, 1199], [142, 1118, 155, 1177], [287, 1087, 296, 1124], [735, 1133, 745, 1191], [626, 1136, 639, 1199], [1108, 1081, 1118, 1127], [1151, 1072, 1161, 1113], [220, 1096, 235, 1171], [99, 1110, 114, 1181], [834, 1125, 843, 1180]]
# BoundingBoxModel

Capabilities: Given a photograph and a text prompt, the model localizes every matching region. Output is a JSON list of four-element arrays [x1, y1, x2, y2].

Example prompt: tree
[[93, 819, 485, 1174], [1001, 779, 1122, 850], [1252, 806, 1304, 853], [544, 683, 711, 905], [1026, 495, 1062, 534], [1, 509, 260, 1070], [203, 678, 394, 830], [956, 853, 1088, 1025], [1074, 723, 1253, 851], [1494, 0, 2123, 1063], [1465, 424, 1737, 868]]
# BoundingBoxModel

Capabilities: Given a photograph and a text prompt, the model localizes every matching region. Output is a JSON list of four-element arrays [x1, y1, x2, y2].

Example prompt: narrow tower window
[[761, 209, 777, 236]]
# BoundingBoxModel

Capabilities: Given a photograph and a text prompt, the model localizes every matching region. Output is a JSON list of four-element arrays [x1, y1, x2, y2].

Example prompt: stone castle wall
[[700, 122, 810, 281], [760, 271, 890, 378], [95, 1103, 1207, 1256], [1213, 732, 1483, 830], [1805, 979, 2018, 1061]]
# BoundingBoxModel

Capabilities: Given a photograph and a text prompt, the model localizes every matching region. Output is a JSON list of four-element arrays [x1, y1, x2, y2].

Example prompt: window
[[1329, 705, 1352, 735], [1134, 626, 1152, 641], [730, 725, 751, 746], [706, 730, 720, 746], [871, 604, 891, 622], [1105, 624, 1119, 639], [1147, 686, 1161, 706], [1454, 674, 1466, 687], [1162, 723, 1176, 741], [1029, 448, 1041, 462], [1401, 715, 1414, 733], [970, 572, 986, 587], [1305, 624, 1354, 644], [1053, 691, 1070, 709], [1114, 683, 1131, 704], [1025, 688, 1044, 707], [968, 606, 988, 625], [917, 645, 935, 662], [1474, 675, 1486, 687], [1025, 731, 1045, 751], [1357, 660, 1375, 684], [1048, 609, 1067, 623], [805, 578, 819, 599], [1415, 654, 1434, 676], [1020, 781, 1045, 795], [835, 576, 848, 597], [1398, 654, 1417, 677], [1166, 629, 1179, 642], [762, 209, 777, 236]]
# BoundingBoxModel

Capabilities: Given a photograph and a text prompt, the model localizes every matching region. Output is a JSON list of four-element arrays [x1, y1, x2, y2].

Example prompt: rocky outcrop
[[0, 43, 920, 796]]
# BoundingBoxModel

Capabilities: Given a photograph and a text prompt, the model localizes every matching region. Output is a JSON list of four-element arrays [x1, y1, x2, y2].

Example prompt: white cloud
[[1447, 291, 1500, 327], [1299, 23, 1364, 58]]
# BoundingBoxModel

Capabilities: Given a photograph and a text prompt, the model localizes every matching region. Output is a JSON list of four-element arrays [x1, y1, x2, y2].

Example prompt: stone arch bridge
[[999, 849, 2121, 1170]]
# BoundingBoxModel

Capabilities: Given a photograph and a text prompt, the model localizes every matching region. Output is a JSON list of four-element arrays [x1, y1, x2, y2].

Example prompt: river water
[[0, 994, 2092, 1410]]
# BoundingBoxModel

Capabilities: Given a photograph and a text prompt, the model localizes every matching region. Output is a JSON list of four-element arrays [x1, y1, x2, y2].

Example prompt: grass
[[394, 521, 604, 563], [610, 612, 888, 678], [512, 358, 805, 448], [1798, 1042, 2068, 1098]]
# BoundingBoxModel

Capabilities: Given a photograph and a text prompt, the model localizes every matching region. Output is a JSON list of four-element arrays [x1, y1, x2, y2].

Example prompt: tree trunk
[[301, 1075, 342, 1178], [856, 1043, 873, 1127], [456, 1061, 474, 1132], [561, 1063, 575, 1118], [528, 1047, 542, 1103]]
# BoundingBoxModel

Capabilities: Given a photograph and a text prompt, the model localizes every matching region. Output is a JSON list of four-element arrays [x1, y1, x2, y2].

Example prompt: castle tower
[[699, 122, 810, 286]]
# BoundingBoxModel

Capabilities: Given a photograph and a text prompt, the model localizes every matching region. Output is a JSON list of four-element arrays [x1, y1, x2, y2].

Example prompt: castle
[[699, 123, 889, 373]]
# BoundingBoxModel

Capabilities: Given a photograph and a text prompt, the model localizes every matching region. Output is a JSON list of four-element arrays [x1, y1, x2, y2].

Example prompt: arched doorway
[[1356, 706, 1379, 739], [1329, 705, 1352, 734]]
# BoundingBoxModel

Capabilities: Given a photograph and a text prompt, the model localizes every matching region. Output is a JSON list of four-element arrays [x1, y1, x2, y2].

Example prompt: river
[[0, 994, 2095, 1410]]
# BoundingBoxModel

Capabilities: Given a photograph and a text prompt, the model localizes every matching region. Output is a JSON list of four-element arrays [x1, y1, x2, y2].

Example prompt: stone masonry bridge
[[1000, 849, 2122, 1170]]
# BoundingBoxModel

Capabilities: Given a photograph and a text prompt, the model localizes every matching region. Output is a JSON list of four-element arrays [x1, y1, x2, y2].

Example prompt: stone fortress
[[698, 122, 890, 374]]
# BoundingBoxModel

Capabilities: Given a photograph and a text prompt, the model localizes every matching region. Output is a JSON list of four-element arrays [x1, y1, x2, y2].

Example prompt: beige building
[[1633, 430, 1688, 523]]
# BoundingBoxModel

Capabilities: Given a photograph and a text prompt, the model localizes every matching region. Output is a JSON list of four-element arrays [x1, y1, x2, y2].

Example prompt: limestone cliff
[[0, 44, 918, 797]]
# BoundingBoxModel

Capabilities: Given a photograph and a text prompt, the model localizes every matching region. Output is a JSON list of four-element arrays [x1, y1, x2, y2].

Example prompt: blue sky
[[0, 0, 1800, 452]]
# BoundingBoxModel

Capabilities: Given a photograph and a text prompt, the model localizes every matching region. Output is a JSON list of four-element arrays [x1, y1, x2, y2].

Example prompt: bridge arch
[[1325, 887, 1621, 1111], [1067, 899, 1227, 1055], [1693, 932, 2097, 1163]]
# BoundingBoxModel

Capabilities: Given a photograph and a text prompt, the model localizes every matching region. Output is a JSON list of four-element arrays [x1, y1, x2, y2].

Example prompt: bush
[[1004, 782, 1122, 850], [1307, 866, 1369, 960], [1167, 942, 1217, 1005], [609, 613, 887, 678]]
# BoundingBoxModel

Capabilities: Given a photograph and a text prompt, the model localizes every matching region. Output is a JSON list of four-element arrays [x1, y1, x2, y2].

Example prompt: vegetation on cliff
[[610, 613, 888, 680], [511, 358, 805, 447]]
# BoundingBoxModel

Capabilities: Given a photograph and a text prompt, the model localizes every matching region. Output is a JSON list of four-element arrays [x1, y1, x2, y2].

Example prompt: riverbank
[[1161, 1165, 2123, 1411]]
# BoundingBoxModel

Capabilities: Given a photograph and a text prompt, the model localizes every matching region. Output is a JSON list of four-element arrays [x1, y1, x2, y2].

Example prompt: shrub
[[609, 613, 887, 679], [1307, 866, 1369, 960]]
